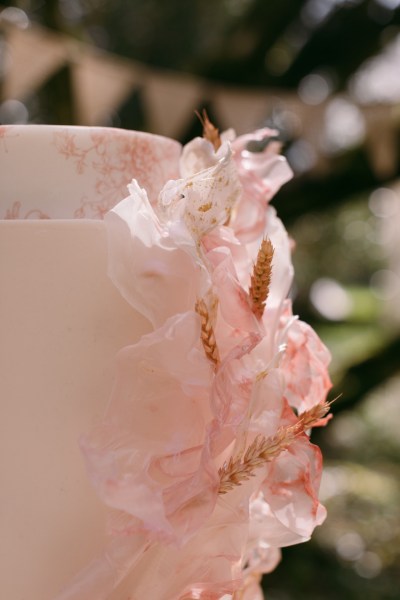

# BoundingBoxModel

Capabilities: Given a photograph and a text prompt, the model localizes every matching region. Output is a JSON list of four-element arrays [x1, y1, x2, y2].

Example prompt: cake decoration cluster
[[59, 116, 332, 600]]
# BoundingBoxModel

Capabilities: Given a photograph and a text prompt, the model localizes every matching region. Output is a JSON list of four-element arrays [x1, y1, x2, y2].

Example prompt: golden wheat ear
[[249, 238, 274, 319], [195, 109, 222, 151], [218, 424, 300, 494], [195, 298, 220, 369], [218, 401, 332, 495]]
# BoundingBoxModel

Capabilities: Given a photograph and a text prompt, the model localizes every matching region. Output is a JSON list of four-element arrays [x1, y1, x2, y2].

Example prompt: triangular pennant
[[179, 100, 219, 144], [212, 86, 272, 134], [143, 71, 203, 138], [71, 47, 140, 125], [1, 23, 67, 100], [114, 87, 148, 131], [278, 94, 330, 172]]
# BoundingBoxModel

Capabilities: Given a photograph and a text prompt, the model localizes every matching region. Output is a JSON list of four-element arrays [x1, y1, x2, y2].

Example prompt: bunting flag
[[143, 70, 204, 138], [0, 13, 398, 178], [280, 96, 332, 172], [71, 47, 140, 126], [1, 22, 67, 100], [213, 86, 273, 134]]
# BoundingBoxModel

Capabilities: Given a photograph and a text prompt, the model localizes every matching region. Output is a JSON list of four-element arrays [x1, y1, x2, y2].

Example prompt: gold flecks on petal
[[218, 401, 331, 495], [195, 298, 220, 368], [249, 238, 274, 319], [195, 109, 221, 151]]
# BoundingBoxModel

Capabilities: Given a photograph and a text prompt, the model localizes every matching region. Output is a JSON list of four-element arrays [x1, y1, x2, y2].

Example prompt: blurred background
[[1, 1, 399, 598]]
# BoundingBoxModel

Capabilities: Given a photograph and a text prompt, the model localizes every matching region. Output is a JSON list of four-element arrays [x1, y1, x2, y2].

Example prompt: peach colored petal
[[206, 246, 262, 358], [128, 480, 259, 600], [159, 142, 242, 240], [246, 369, 287, 438], [238, 580, 265, 600], [204, 209, 293, 311], [81, 312, 218, 544], [210, 333, 261, 429], [230, 128, 293, 243], [180, 136, 220, 177], [55, 535, 148, 600], [105, 180, 209, 328], [231, 128, 293, 197], [260, 436, 326, 546], [280, 307, 332, 413]]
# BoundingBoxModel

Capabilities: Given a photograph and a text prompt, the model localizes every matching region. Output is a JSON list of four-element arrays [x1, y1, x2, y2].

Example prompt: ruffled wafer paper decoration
[[58, 120, 332, 600]]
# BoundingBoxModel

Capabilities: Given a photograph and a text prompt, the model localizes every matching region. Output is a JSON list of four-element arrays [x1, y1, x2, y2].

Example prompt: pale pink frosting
[[58, 128, 331, 600]]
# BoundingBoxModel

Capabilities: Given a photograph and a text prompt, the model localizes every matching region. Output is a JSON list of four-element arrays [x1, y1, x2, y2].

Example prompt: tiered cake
[[1, 122, 332, 600], [0, 125, 181, 600]]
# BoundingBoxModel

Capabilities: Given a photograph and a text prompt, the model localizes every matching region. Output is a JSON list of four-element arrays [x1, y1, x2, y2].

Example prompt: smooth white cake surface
[[0, 125, 181, 599], [0, 220, 151, 599]]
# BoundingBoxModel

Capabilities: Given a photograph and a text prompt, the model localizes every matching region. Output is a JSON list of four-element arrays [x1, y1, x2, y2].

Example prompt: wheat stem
[[298, 399, 332, 430], [195, 109, 221, 151]]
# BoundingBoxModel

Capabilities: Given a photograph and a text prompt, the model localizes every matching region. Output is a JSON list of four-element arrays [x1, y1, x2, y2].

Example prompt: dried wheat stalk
[[218, 401, 331, 494], [249, 238, 274, 319], [299, 399, 332, 430], [195, 109, 221, 151], [195, 298, 220, 368]]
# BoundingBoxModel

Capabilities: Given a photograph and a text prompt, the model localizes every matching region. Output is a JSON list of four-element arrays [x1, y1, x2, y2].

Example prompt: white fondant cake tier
[[0, 126, 181, 600]]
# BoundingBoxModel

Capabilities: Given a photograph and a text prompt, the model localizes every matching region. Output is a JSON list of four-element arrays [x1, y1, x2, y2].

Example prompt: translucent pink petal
[[246, 368, 287, 438], [280, 309, 332, 412], [211, 333, 261, 428], [159, 142, 242, 240], [128, 482, 258, 600], [80, 312, 218, 544], [105, 181, 209, 328], [238, 579, 265, 600], [206, 247, 262, 358], [217, 207, 293, 308], [55, 536, 148, 600], [230, 129, 293, 243], [180, 137, 220, 177], [260, 436, 326, 545]]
